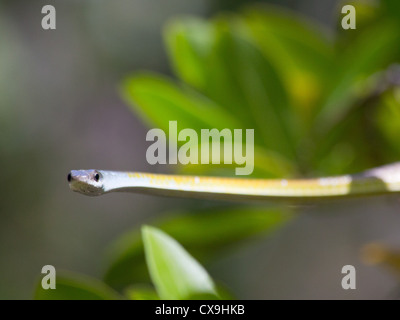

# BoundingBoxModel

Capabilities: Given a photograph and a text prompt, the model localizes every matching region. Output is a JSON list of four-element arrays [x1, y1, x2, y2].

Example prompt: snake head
[[68, 170, 104, 196]]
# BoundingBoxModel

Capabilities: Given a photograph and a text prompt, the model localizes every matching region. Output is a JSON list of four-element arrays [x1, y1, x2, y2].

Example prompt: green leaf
[[165, 16, 298, 159], [382, 0, 400, 25], [374, 90, 400, 158], [124, 285, 160, 300], [166, 17, 254, 126], [142, 225, 218, 300], [315, 21, 400, 130], [34, 271, 122, 300], [243, 6, 333, 115], [124, 283, 228, 300], [164, 17, 214, 90], [104, 207, 291, 289], [121, 73, 240, 133], [310, 22, 400, 170]]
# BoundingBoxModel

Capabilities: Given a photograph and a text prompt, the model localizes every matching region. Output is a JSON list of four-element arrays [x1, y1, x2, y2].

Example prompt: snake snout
[[68, 170, 86, 183]]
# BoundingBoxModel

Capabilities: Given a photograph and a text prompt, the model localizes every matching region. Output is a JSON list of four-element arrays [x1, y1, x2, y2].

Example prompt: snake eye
[[94, 173, 100, 182], [67, 173, 72, 182]]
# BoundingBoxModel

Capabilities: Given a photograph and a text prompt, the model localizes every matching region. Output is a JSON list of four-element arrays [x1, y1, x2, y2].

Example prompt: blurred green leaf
[[165, 16, 298, 159], [316, 21, 400, 129], [121, 73, 240, 133], [142, 225, 218, 300], [311, 21, 400, 170], [165, 18, 214, 90], [104, 207, 291, 289], [244, 6, 333, 115], [124, 280, 233, 301], [124, 285, 160, 300], [375, 89, 400, 158], [34, 272, 122, 300], [382, 0, 400, 25]]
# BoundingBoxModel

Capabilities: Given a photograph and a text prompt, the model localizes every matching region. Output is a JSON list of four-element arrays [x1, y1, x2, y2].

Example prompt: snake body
[[68, 162, 400, 201]]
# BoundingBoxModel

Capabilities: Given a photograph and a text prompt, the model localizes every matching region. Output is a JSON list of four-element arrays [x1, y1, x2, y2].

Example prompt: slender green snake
[[68, 162, 400, 201]]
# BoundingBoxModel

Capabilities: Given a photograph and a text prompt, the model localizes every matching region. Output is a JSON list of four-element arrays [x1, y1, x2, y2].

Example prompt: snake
[[68, 162, 400, 201]]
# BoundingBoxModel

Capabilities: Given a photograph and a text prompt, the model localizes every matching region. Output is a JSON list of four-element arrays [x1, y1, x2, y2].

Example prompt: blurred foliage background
[[2, 0, 400, 299]]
